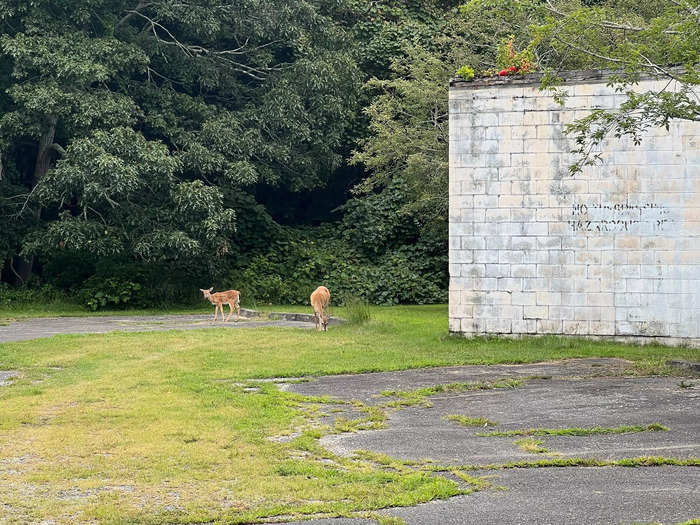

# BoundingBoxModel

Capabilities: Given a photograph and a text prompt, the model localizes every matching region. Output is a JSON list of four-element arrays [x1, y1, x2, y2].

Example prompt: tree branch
[[553, 35, 627, 65], [668, 0, 700, 19], [544, 0, 681, 34], [117, 1, 152, 28], [48, 143, 66, 156], [126, 9, 281, 81], [9, 257, 25, 285]]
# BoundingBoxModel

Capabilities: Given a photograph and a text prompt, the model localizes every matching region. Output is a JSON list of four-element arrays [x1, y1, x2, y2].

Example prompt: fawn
[[310, 285, 330, 331], [200, 287, 240, 322]]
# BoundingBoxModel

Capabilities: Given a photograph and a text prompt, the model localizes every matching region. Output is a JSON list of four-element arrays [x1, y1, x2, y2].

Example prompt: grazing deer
[[310, 285, 330, 331], [200, 287, 240, 322]]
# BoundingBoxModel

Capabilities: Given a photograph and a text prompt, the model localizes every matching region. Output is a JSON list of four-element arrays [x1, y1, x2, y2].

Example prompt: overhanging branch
[[544, 0, 681, 34], [126, 9, 283, 81]]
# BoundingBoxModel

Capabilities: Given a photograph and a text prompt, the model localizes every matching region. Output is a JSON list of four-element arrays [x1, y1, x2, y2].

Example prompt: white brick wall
[[449, 73, 700, 346]]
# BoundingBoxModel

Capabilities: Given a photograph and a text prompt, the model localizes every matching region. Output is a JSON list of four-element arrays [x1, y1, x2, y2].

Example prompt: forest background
[[0, 0, 697, 310]]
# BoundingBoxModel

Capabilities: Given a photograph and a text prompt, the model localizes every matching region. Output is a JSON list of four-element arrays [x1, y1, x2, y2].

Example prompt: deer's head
[[200, 287, 214, 299]]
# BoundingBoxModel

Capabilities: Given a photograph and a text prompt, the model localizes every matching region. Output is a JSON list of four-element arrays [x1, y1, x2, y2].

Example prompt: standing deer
[[200, 287, 240, 322], [310, 285, 330, 331]]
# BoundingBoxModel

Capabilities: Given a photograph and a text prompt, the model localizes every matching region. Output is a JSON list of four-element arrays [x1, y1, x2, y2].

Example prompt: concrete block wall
[[448, 71, 700, 346]]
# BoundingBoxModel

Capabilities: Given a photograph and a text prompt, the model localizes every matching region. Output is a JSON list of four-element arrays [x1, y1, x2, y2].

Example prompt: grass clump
[[451, 456, 700, 471], [450, 470, 505, 493], [445, 415, 498, 427], [343, 296, 372, 324], [514, 438, 549, 454], [382, 379, 521, 408], [351, 450, 419, 474], [333, 403, 387, 433], [477, 423, 669, 437]]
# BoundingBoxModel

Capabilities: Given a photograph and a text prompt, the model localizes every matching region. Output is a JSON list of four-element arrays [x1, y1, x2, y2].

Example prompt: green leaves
[[453, 0, 699, 174], [26, 127, 234, 264], [80, 278, 142, 311], [39, 127, 177, 207], [23, 212, 123, 257], [1, 33, 147, 84], [525, 0, 699, 173], [0, 0, 459, 298]]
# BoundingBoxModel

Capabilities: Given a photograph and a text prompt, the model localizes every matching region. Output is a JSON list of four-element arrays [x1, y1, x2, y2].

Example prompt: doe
[[310, 285, 330, 331]]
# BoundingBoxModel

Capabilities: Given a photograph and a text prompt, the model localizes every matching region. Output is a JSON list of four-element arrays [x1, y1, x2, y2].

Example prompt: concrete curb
[[240, 308, 343, 325], [268, 311, 343, 325], [665, 360, 700, 373]]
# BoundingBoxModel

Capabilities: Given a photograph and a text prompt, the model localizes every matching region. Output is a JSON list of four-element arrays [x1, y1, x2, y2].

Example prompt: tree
[[330, 0, 463, 79], [350, 47, 454, 235], [348, 5, 538, 268], [533, 0, 699, 172], [0, 0, 361, 285], [457, 0, 699, 173]]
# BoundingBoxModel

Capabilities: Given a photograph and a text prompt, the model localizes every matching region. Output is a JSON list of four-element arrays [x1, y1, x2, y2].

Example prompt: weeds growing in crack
[[351, 450, 419, 473], [477, 423, 669, 437], [445, 415, 498, 427], [450, 470, 505, 493], [514, 438, 551, 454], [381, 378, 522, 408], [446, 456, 700, 471]]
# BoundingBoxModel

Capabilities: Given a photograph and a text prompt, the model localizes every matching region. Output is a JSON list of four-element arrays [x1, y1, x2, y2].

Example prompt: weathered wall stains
[[448, 71, 700, 346]]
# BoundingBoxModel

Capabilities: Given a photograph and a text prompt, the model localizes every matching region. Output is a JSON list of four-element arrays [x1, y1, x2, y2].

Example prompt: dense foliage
[[456, 0, 699, 172], [0, 0, 696, 308]]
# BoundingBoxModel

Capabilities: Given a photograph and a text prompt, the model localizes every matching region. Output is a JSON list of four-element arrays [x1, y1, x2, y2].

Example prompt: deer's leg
[[235, 300, 240, 321], [212, 304, 218, 322], [225, 302, 234, 322]]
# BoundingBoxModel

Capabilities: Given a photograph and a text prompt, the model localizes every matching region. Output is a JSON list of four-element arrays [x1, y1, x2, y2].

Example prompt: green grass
[[0, 304, 698, 523], [477, 424, 669, 437], [352, 451, 699, 474], [447, 456, 700, 471], [343, 296, 372, 324], [381, 379, 522, 408], [445, 415, 498, 427], [0, 301, 214, 320], [514, 438, 550, 454]]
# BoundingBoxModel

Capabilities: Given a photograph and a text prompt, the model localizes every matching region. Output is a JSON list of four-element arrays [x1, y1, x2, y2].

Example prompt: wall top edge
[[449, 69, 679, 90]]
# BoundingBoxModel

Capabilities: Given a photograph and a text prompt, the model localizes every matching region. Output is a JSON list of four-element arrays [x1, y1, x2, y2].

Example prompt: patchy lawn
[[0, 305, 697, 523]]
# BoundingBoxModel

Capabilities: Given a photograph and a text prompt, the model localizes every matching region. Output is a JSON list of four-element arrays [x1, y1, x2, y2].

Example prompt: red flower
[[498, 65, 520, 76]]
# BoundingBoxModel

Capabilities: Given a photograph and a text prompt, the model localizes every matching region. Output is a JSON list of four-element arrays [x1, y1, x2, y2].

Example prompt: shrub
[[344, 296, 372, 324], [78, 277, 142, 311], [229, 228, 447, 307], [0, 283, 71, 308], [455, 65, 475, 80]]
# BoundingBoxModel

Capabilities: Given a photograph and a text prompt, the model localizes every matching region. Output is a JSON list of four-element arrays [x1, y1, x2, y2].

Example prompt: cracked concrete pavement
[[283, 359, 700, 525]]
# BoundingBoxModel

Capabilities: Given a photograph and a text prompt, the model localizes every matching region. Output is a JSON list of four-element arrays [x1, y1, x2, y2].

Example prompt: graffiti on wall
[[568, 202, 672, 234]]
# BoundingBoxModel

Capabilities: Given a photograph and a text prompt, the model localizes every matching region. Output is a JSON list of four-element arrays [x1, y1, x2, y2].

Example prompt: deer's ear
[[208, 287, 214, 292]]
